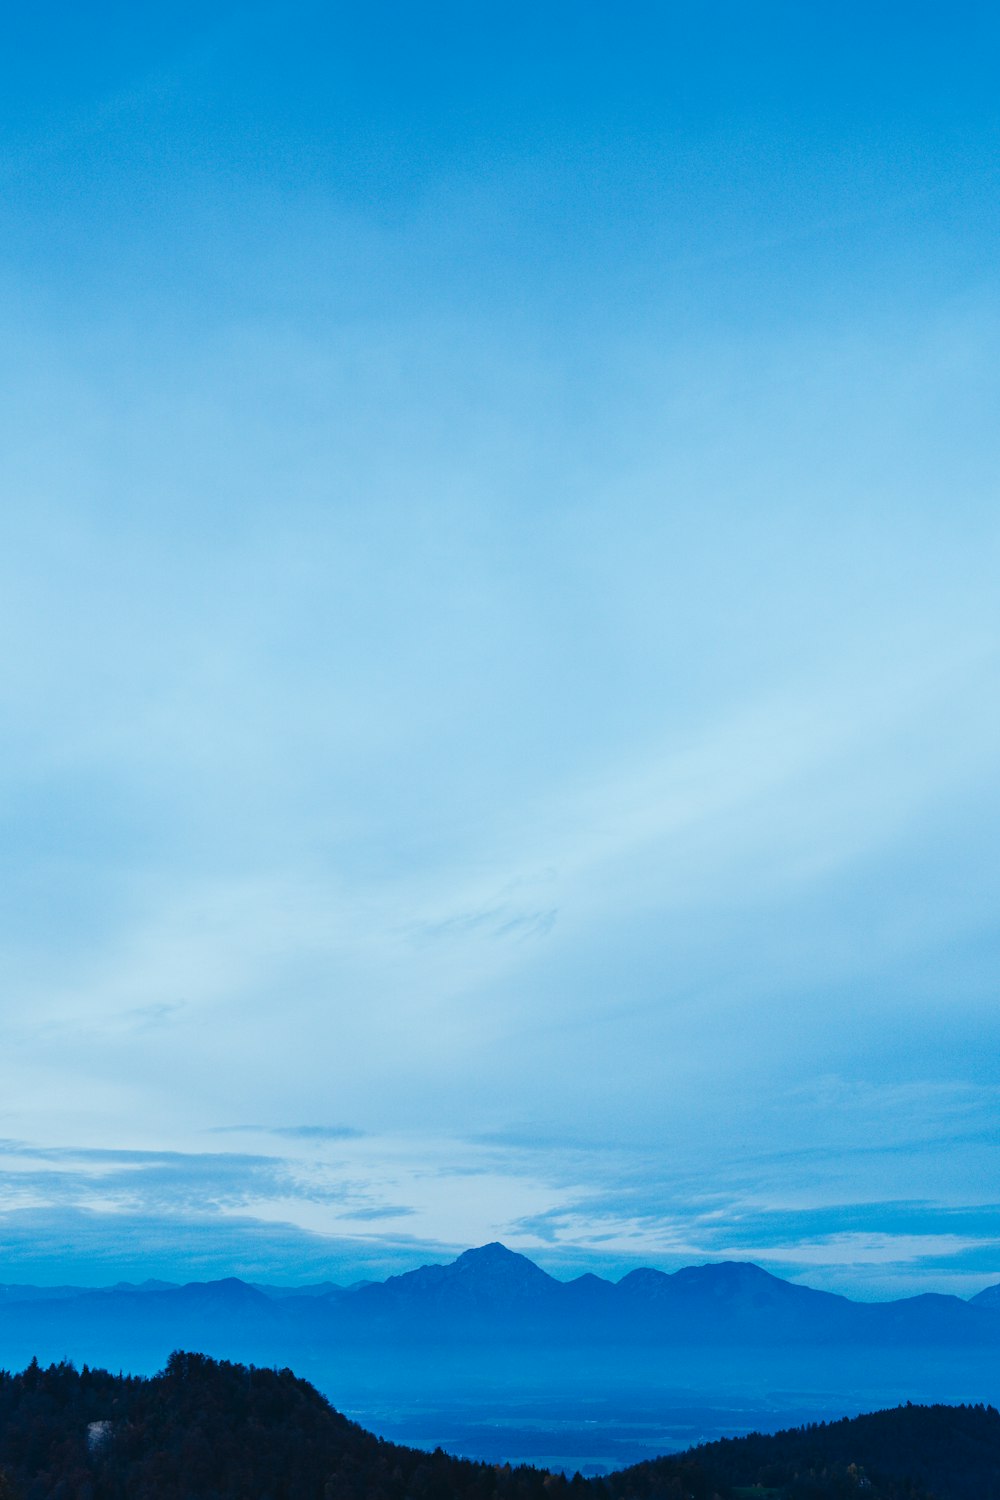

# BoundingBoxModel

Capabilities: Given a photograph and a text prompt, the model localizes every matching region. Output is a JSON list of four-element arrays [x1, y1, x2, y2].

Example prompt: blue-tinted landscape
[[2, 2, 999, 1495], [2, 1244, 999, 1469]]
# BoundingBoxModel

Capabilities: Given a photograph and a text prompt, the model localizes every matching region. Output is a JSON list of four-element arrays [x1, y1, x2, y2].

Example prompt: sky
[[1, 1, 999, 1299]]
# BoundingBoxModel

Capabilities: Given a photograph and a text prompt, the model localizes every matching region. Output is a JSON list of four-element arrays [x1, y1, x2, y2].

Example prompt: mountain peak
[[452, 1243, 554, 1283], [372, 1242, 556, 1310], [457, 1241, 514, 1260], [455, 1242, 528, 1267]]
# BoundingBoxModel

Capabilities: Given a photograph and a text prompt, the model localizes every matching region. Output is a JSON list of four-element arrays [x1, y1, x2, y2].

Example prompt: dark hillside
[[602, 1403, 1000, 1500], [0, 1355, 998, 1500], [0, 1353, 571, 1500]]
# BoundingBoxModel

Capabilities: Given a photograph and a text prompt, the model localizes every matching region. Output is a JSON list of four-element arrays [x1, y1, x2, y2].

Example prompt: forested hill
[[605, 1402, 1000, 1500], [0, 1354, 998, 1500], [0, 1353, 572, 1500]]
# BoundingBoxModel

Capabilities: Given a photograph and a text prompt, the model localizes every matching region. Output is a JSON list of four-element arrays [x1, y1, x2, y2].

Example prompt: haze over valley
[[3, 1244, 999, 1469]]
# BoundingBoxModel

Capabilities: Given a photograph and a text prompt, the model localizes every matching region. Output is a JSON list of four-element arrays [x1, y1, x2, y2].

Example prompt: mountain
[[325, 1250, 997, 1350], [0, 1246, 998, 1420], [363, 1241, 553, 1303], [342, 1242, 562, 1328], [1, 1246, 998, 1356], [614, 1259, 856, 1343]]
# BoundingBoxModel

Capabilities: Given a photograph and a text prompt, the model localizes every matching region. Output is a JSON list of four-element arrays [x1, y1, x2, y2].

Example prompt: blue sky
[[1, 1, 999, 1297]]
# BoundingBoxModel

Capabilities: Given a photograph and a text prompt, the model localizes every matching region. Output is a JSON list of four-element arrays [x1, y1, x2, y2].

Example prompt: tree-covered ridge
[[0, 1352, 581, 1500], [0, 1354, 998, 1500], [603, 1402, 1000, 1500]]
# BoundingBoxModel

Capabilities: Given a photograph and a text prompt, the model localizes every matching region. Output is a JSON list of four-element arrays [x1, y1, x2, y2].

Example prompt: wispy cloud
[[1, 2, 999, 1299], [0, 1123, 997, 1297], [0, 1205, 449, 1285], [0, 1141, 410, 1235], [214, 1125, 367, 1142]]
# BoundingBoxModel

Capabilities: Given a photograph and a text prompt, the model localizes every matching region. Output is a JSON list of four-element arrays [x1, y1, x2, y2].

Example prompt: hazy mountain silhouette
[[316, 1246, 997, 1349], [0, 1245, 997, 1414]]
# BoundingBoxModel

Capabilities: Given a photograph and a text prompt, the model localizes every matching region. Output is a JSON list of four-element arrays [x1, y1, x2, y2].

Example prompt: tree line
[[0, 1352, 997, 1500]]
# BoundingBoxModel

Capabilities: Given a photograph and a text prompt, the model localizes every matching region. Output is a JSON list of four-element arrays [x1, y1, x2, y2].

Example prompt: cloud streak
[[1, 2, 999, 1296]]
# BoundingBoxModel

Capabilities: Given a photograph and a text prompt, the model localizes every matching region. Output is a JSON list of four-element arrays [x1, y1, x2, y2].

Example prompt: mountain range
[[1, 1243, 998, 1427], [3, 1242, 999, 1348]]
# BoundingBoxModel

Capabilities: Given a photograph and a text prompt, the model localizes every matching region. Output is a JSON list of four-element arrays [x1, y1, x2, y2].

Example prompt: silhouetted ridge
[[606, 1401, 1000, 1500], [452, 1242, 556, 1287], [0, 1353, 565, 1500], [460, 1241, 519, 1262], [350, 1240, 559, 1325], [0, 1356, 996, 1500], [0, 1245, 998, 1388]]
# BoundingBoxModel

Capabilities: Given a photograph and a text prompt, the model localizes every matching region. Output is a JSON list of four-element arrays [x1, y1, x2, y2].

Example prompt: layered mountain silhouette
[[0, 1243, 997, 1405], [307, 1244, 998, 1347], [969, 1281, 1000, 1310]]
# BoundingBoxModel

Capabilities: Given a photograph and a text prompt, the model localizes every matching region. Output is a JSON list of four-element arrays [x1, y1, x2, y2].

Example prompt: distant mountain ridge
[[325, 1243, 1000, 1346], [2, 1242, 999, 1343], [6, 1241, 997, 1318], [0, 1243, 998, 1409]]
